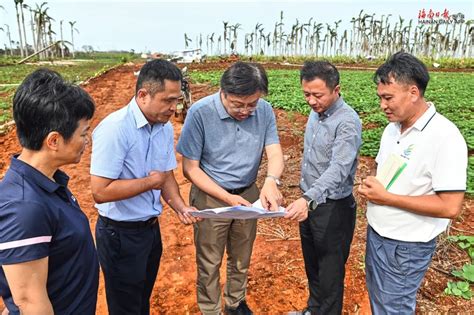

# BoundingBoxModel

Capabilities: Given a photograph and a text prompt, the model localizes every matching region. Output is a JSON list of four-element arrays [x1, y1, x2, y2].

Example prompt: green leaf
[[468, 248, 474, 261], [452, 270, 464, 278], [459, 236, 474, 244], [452, 287, 463, 296], [461, 289, 472, 300], [462, 264, 474, 282], [459, 242, 470, 249], [457, 281, 470, 291]]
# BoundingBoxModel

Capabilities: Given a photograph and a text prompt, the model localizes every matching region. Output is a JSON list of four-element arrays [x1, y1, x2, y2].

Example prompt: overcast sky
[[1, 0, 472, 53]]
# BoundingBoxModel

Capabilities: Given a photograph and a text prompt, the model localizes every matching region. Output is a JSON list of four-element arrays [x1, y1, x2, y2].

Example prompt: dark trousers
[[299, 194, 356, 315], [96, 216, 163, 315]]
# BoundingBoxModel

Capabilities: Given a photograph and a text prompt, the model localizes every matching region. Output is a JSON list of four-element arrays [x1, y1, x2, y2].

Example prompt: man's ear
[[136, 88, 149, 105], [409, 84, 421, 101], [44, 131, 61, 151], [333, 84, 341, 95]]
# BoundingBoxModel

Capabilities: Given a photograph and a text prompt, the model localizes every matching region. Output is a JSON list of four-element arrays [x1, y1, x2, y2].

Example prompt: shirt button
[[304, 163, 307, 166], [308, 149, 311, 152]]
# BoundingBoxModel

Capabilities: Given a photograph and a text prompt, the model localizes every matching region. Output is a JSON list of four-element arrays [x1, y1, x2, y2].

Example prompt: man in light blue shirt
[[177, 62, 284, 315], [286, 61, 362, 314], [90, 59, 197, 315]]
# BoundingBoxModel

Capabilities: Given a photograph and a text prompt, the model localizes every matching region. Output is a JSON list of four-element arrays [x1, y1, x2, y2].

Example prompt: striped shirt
[[301, 96, 362, 204]]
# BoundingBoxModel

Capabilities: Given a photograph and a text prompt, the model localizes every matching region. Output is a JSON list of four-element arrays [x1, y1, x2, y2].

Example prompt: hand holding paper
[[190, 199, 285, 219]]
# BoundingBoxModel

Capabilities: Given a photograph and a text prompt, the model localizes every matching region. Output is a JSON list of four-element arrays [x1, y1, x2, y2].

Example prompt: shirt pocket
[[152, 149, 171, 172]]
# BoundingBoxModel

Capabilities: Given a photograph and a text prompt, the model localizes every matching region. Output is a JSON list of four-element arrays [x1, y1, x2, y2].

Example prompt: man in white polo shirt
[[358, 52, 467, 314]]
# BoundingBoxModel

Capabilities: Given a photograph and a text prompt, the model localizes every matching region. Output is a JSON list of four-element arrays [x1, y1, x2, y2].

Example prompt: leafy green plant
[[444, 235, 474, 300], [444, 281, 472, 300], [447, 235, 474, 261], [452, 264, 474, 282]]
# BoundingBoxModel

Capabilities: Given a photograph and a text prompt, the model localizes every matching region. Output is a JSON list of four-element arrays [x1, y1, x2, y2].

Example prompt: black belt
[[225, 184, 252, 195], [99, 215, 157, 229]]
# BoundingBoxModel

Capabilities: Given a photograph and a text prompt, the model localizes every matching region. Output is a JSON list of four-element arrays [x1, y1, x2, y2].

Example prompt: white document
[[376, 153, 408, 189], [190, 199, 286, 219]]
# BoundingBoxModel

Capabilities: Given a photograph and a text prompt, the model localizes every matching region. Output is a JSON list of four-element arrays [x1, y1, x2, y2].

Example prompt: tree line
[[0, 0, 78, 59], [185, 10, 473, 59]]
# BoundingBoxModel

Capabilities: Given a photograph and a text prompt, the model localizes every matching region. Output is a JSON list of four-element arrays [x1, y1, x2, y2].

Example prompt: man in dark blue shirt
[[0, 69, 99, 314]]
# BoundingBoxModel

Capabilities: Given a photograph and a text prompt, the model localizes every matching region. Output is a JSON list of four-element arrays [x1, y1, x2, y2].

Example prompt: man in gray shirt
[[177, 62, 284, 315], [285, 61, 362, 314]]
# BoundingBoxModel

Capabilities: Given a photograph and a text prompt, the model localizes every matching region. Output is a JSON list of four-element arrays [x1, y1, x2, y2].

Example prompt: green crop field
[[190, 69, 474, 193], [0, 55, 134, 125]]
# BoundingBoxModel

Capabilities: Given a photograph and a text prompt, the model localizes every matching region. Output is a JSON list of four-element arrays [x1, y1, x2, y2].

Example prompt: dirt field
[[0, 63, 472, 314]]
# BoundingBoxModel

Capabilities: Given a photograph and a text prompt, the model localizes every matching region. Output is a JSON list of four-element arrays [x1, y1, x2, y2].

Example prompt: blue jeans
[[365, 225, 436, 315]]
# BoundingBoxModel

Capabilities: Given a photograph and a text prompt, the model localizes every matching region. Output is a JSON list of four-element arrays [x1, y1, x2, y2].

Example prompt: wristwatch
[[302, 195, 318, 211], [266, 174, 281, 186]]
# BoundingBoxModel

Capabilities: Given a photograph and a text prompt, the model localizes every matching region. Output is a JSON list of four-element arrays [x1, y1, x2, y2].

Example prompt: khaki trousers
[[190, 183, 259, 315]]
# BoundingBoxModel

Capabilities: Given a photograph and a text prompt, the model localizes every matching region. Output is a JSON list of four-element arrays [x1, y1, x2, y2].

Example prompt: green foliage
[[229, 55, 474, 69], [447, 235, 474, 261], [452, 264, 474, 282], [444, 281, 472, 300], [444, 235, 474, 300], [468, 157, 474, 196], [0, 56, 127, 124]]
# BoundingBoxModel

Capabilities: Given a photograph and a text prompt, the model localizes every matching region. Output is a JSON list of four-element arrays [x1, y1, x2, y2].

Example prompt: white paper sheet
[[190, 199, 286, 219]]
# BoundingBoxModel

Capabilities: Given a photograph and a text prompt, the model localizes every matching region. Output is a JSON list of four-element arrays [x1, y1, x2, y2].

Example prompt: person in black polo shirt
[[0, 69, 99, 315]]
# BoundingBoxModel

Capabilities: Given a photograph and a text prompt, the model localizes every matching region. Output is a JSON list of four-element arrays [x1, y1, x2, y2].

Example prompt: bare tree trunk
[[15, 4, 25, 57], [60, 20, 64, 58], [29, 10, 37, 53], [20, 4, 28, 55]]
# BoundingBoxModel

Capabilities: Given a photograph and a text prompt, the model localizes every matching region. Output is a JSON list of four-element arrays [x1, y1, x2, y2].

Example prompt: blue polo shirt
[[0, 156, 99, 315], [176, 92, 279, 189], [91, 98, 177, 221]]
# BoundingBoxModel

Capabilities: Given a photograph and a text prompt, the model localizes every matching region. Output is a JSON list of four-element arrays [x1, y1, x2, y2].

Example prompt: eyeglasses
[[226, 98, 259, 113]]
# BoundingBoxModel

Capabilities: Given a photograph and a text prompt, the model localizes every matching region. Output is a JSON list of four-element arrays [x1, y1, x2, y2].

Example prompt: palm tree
[[222, 21, 228, 54], [60, 20, 65, 58], [14, 0, 25, 57], [46, 21, 55, 58], [27, 6, 37, 53], [20, 2, 29, 55], [184, 33, 192, 49], [3, 24, 13, 56], [69, 20, 78, 58], [209, 32, 215, 55], [253, 23, 262, 55], [33, 2, 48, 58], [230, 23, 241, 53], [279, 11, 285, 55]]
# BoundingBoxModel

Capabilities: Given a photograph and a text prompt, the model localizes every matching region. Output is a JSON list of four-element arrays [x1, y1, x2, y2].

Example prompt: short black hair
[[374, 51, 430, 96], [136, 59, 182, 96], [13, 68, 95, 150], [220, 61, 268, 96], [300, 61, 340, 90]]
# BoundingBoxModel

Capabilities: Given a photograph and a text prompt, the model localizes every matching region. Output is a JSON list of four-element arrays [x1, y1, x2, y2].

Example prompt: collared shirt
[[367, 103, 467, 242], [300, 96, 362, 205], [91, 98, 177, 221], [176, 92, 279, 189], [0, 157, 99, 314]]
